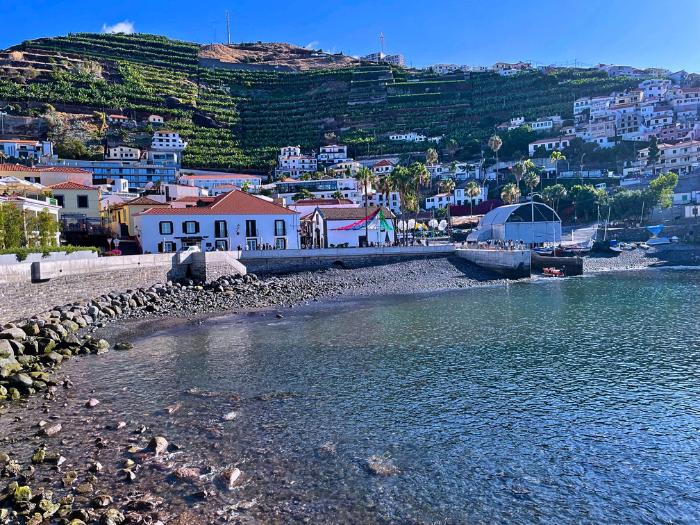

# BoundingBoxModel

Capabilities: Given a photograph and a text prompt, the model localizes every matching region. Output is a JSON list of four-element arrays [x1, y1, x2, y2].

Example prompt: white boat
[[638, 242, 650, 250], [647, 237, 671, 246]]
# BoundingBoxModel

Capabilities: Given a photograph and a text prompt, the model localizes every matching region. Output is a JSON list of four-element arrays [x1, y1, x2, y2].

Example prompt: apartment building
[[638, 140, 700, 175]]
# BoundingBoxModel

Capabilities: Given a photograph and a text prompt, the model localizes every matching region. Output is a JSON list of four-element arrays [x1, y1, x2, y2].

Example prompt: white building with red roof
[[372, 159, 395, 175], [0, 164, 93, 187], [48, 181, 101, 220], [134, 189, 300, 253]]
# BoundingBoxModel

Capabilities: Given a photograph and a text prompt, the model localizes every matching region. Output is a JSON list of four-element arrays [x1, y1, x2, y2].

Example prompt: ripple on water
[[57, 270, 700, 523]]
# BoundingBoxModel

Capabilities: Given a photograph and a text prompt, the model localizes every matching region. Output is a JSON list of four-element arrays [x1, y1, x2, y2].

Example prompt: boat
[[543, 267, 565, 277], [608, 240, 623, 254], [638, 242, 650, 250], [647, 237, 671, 246]]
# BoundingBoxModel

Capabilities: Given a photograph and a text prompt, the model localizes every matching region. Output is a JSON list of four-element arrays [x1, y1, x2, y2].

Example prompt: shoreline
[[1, 252, 700, 523]]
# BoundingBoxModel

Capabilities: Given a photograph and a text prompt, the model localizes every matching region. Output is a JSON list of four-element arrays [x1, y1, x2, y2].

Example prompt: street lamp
[[0, 111, 7, 135]]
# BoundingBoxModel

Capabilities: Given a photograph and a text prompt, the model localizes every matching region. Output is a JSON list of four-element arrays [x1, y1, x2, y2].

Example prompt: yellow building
[[48, 181, 101, 220], [108, 195, 170, 237]]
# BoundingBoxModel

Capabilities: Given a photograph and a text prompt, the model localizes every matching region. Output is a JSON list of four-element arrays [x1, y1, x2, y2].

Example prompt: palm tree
[[409, 162, 430, 213], [488, 134, 503, 179], [465, 180, 482, 216], [425, 147, 439, 166], [440, 177, 455, 226], [501, 183, 520, 204], [332, 190, 344, 200], [542, 183, 567, 213], [0, 151, 7, 164], [524, 171, 540, 197], [375, 177, 394, 206], [355, 167, 377, 245], [389, 166, 413, 244], [241, 181, 251, 193], [549, 150, 566, 181], [511, 160, 526, 190]]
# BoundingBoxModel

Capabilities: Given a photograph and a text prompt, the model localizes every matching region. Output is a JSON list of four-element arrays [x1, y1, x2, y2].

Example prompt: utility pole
[[226, 10, 231, 45]]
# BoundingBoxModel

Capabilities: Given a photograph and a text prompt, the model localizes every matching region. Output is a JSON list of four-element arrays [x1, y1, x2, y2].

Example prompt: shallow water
[[63, 270, 700, 523]]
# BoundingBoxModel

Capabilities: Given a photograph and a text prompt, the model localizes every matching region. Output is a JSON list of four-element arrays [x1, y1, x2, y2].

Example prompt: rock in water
[[147, 436, 169, 456], [85, 398, 100, 408], [114, 342, 134, 351], [221, 467, 242, 490], [222, 411, 237, 421], [40, 423, 62, 437]]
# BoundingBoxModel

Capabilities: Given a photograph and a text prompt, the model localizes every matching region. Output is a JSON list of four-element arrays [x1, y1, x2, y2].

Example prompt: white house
[[107, 114, 130, 124], [134, 189, 300, 253], [317, 144, 349, 164], [151, 131, 187, 152], [276, 146, 317, 178], [389, 132, 427, 142], [0, 139, 53, 161], [106, 146, 141, 161], [639, 79, 671, 99], [528, 138, 571, 156], [372, 159, 395, 175], [638, 140, 700, 175], [425, 181, 487, 211], [309, 206, 396, 248], [148, 115, 164, 125]]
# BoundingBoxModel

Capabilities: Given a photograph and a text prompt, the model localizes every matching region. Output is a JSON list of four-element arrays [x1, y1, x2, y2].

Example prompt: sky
[[1, 0, 699, 72]]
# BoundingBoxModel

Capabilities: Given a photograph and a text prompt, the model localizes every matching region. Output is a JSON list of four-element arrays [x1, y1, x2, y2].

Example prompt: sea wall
[[240, 246, 455, 274], [456, 248, 531, 278], [0, 254, 190, 324]]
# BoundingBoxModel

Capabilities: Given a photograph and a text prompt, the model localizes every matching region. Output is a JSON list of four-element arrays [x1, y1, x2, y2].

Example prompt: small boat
[[647, 237, 671, 246], [608, 240, 623, 254], [543, 267, 565, 277], [533, 247, 555, 256], [638, 242, 650, 250]]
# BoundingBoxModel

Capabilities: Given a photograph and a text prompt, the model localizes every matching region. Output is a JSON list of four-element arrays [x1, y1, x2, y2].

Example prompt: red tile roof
[[139, 190, 297, 216], [0, 139, 40, 145], [293, 198, 354, 205], [373, 159, 395, 167], [48, 181, 98, 191], [125, 196, 169, 206], [0, 164, 37, 172], [40, 166, 92, 175]]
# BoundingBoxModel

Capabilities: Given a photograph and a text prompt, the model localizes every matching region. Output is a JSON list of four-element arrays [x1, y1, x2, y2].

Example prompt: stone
[[31, 447, 46, 464], [14, 484, 32, 503], [11, 373, 33, 389], [45, 352, 63, 365], [102, 508, 125, 525], [221, 467, 242, 490], [40, 423, 62, 437], [222, 411, 237, 421], [90, 461, 103, 473], [114, 342, 133, 351], [60, 320, 80, 333], [76, 482, 93, 495], [86, 398, 100, 408], [172, 467, 201, 482], [147, 436, 169, 456], [91, 494, 113, 508], [0, 328, 26, 341]]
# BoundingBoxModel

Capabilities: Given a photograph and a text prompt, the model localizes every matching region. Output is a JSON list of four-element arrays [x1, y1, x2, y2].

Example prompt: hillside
[[0, 33, 639, 173]]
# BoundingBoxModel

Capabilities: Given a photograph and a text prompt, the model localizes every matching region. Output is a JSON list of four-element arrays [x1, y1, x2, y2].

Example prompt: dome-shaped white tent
[[467, 202, 561, 245]]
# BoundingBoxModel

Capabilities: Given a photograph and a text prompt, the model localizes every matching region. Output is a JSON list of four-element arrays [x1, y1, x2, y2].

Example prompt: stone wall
[[240, 246, 455, 274], [456, 248, 531, 278], [0, 254, 189, 324]]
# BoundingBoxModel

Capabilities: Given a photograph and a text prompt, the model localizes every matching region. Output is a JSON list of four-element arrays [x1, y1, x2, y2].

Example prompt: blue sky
[[2, 0, 699, 72]]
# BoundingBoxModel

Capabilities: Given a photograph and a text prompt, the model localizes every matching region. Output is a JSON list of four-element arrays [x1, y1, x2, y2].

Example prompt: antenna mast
[[225, 10, 231, 45], [380, 32, 385, 55]]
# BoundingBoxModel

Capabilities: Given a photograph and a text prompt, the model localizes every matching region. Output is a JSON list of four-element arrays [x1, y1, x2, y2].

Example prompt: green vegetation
[[1, 33, 640, 172], [0, 204, 61, 253]]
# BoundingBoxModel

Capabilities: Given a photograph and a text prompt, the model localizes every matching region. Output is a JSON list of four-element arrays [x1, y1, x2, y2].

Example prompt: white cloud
[[304, 41, 320, 50], [102, 20, 135, 35]]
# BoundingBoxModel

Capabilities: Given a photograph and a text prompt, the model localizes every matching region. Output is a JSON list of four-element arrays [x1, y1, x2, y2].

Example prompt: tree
[[465, 180, 481, 216], [354, 167, 377, 245], [0, 203, 25, 248], [332, 190, 344, 200], [425, 147, 439, 166], [241, 181, 251, 193], [55, 137, 90, 160], [35, 208, 58, 247], [648, 171, 678, 209], [549, 150, 566, 180], [542, 184, 567, 212], [375, 177, 394, 204], [569, 184, 604, 222], [0, 151, 7, 164], [292, 189, 313, 201], [388, 166, 413, 244], [523, 171, 541, 197], [488, 134, 503, 178], [440, 178, 455, 224], [646, 136, 660, 174], [511, 160, 526, 188], [501, 183, 520, 204], [409, 162, 430, 212]]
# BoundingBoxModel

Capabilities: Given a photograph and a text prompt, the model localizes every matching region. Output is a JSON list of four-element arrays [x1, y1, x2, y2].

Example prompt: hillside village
[[0, 33, 699, 258]]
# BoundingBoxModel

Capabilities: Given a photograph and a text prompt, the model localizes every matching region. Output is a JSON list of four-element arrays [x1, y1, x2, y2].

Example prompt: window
[[159, 241, 175, 253], [55, 195, 65, 207], [245, 220, 257, 237], [215, 239, 228, 250], [214, 220, 228, 238], [274, 220, 286, 237], [183, 221, 199, 234], [159, 221, 173, 235], [246, 238, 258, 250], [77, 195, 89, 208], [275, 237, 287, 250]]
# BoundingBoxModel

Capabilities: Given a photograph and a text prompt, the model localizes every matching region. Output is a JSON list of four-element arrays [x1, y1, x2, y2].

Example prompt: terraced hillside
[[0, 33, 639, 172]]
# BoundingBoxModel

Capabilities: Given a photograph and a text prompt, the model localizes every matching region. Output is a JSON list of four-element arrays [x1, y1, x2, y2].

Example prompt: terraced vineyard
[[0, 32, 639, 172]]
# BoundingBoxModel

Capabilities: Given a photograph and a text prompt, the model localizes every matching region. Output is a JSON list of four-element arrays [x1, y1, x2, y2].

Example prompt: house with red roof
[[133, 189, 300, 253], [48, 181, 101, 220]]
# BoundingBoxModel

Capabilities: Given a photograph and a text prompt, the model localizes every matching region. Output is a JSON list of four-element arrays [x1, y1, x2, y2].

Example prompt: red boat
[[543, 267, 565, 277]]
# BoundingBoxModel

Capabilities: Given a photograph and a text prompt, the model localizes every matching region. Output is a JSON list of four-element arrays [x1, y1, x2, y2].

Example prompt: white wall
[[135, 213, 300, 253]]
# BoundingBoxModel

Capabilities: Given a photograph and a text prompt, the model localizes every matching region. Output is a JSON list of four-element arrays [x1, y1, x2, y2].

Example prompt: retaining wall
[[456, 249, 531, 278], [239, 246, 455, 274]]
